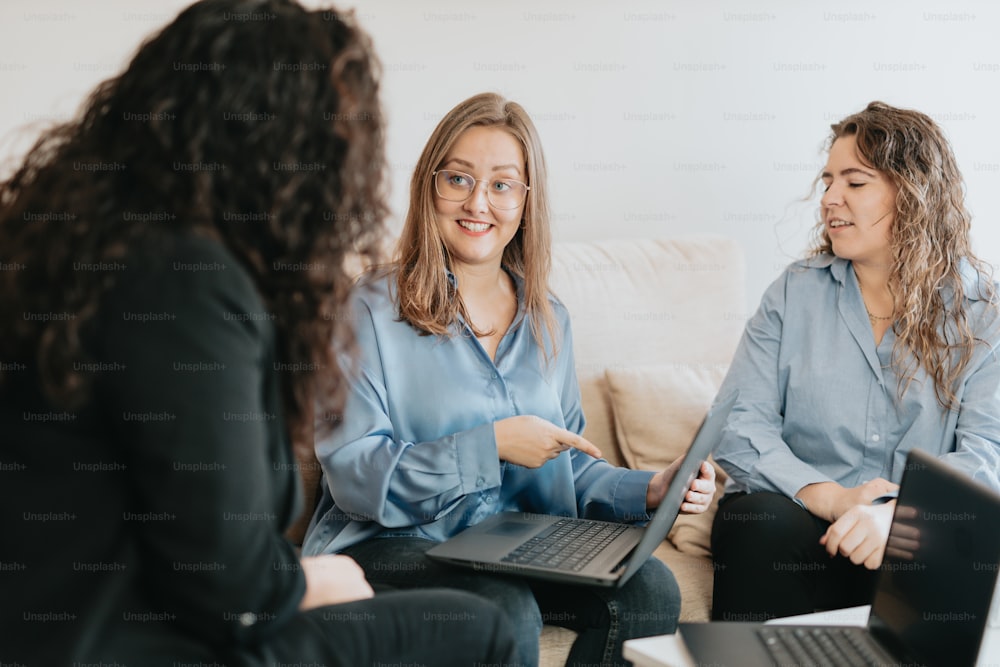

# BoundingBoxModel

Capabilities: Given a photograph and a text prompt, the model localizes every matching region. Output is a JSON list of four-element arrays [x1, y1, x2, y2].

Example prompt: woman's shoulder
[[957, 261, 1000, 340], [959, 259, 1000, 304], [545, 291, 572, 324], [354, 264, 395, 294], [505, 269, 569, 331], [110, 230, 264, 321], [350, 265, 400, 315], [128, 229, 252, 287]]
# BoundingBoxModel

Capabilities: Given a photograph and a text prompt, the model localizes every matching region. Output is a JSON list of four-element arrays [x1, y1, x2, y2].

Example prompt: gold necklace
[[858, 281, 893, 324]]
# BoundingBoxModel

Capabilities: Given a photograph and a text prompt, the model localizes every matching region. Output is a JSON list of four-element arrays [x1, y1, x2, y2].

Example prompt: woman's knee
[[485, 577, 543, 634], [619, 558, 680, 634], [712, 492, 821, 558]]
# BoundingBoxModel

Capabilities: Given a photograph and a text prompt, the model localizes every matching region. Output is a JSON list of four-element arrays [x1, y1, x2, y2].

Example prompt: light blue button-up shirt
[[303, 269, 654, 556], [714, 254, 1000, 500]]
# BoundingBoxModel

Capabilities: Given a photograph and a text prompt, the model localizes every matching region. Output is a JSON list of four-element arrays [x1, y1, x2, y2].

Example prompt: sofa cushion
[[653, 541, 716, 622], [549, 237, 745, 470], [605, 364, 728, 559]]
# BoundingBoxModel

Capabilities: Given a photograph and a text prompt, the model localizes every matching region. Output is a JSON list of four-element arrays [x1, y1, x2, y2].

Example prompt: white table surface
[[624, 605, 1000, 667]]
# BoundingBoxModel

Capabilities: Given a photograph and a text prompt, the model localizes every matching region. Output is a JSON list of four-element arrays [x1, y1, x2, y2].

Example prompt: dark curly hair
[[0, 0, 388, 447]]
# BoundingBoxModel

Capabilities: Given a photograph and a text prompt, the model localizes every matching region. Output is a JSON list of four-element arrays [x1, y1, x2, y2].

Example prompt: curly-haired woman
[[0, 1, 517, 665], [710, 101, 1000, 621]]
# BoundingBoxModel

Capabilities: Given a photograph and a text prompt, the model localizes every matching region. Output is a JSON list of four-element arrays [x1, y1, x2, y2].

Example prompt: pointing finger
[[561, 432, 602, 459]]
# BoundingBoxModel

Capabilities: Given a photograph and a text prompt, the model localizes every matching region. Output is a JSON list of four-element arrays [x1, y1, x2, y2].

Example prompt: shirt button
[[872, 434, 881, 442], [491, 372, 498, 379], [476, 476, 485, 487], [484, 495, 494, 504]]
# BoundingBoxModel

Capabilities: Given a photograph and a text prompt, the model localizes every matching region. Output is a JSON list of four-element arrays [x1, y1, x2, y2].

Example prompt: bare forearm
[[795, 481, 842, 522], [797, 478, 899, 523]]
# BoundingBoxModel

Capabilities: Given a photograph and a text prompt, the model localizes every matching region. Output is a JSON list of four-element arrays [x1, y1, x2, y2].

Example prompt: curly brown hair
[[0, 0, 388, 447], [810, 101, 997, 409]]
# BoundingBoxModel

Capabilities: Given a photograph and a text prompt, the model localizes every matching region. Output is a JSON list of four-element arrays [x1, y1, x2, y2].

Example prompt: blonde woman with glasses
[[304, 92, 716, 667]]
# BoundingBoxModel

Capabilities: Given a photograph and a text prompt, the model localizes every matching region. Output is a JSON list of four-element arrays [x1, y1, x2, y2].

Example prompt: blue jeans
[[342, 536, 680, 667]]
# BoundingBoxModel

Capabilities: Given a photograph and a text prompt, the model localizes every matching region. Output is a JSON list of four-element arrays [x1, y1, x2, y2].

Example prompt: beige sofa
[[539, 236, 745, 664], [288, 235, 746, 666]]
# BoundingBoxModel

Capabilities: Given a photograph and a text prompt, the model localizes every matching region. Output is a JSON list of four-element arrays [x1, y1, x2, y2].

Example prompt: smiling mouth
[[458, 219, 491, 233], [828, 219, 854, 228]]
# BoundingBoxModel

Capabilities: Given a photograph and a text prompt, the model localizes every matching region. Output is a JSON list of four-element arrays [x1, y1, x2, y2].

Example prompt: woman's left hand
[[646, 459, 716, 512]]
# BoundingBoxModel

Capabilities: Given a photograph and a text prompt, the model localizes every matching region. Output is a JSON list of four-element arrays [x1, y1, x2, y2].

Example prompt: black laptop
[[679, 448, 1000, 667], [425, 390, 737, 588]]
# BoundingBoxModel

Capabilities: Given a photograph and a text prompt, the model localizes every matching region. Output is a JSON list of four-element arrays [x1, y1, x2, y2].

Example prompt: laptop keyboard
[[757, 626, 887, 667], [500, 518, 629, 571]]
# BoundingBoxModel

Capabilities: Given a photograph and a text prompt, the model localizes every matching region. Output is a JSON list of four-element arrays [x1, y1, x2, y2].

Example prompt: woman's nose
[[821, 182, 842, 207], [464, 180, 491, 212]]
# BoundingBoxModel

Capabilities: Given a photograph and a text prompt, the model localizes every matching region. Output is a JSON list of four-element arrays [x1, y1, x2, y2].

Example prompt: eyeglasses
[[432, 169, 529, 210]]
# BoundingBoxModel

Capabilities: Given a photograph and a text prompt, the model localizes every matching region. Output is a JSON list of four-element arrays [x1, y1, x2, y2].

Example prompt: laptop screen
[[615, 389, 737, 587], [867, 449, 1000, 667]]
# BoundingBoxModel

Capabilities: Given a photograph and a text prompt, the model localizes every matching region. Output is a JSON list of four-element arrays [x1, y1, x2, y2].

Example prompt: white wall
[[2, 0, 998, 312]]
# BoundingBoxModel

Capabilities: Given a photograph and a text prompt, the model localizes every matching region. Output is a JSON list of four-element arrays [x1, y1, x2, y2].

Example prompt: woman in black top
[[0, 1, 517, 665]]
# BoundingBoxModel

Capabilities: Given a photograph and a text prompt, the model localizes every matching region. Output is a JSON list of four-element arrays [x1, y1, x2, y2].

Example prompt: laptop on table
[[679, 448, 1000, 667], [425, 390, 737, 588]]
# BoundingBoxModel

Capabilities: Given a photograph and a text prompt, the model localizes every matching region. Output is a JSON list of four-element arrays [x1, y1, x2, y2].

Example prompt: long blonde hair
[[393, 92, 559, 357], [810, 101, 996, 409]]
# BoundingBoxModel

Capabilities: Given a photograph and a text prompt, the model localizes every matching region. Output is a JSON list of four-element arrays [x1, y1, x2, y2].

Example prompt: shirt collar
[[794, 253, 842, 282], [798, 253, 994, 303]]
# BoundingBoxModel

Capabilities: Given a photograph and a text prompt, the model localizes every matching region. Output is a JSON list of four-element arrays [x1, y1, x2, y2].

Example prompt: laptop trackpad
[[486, 520, 537, 537]]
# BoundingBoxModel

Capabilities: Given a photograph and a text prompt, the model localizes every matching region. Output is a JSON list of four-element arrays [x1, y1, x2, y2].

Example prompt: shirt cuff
[[454, 422, 503, 494], [613, 469, 656, 522]]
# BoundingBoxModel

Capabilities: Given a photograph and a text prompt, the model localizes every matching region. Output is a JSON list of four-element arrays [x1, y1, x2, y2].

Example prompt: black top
[[1, 233, 307, 665]]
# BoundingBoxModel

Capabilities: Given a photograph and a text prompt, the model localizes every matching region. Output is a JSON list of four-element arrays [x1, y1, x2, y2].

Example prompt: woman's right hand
[[298, 555, 374, 611], [494, 415, 602, 468]]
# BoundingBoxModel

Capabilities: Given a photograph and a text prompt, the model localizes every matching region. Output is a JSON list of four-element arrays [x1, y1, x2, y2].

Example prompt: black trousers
[[247, 588, 520, 667], [710, 492, 879, 621]]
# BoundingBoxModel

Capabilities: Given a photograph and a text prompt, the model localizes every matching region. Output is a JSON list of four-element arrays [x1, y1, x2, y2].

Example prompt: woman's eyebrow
[[490, 163, 522, 174], [442, 157, 522, 175], [821, 167, 876, 179], [442, 157, 474, 169]]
